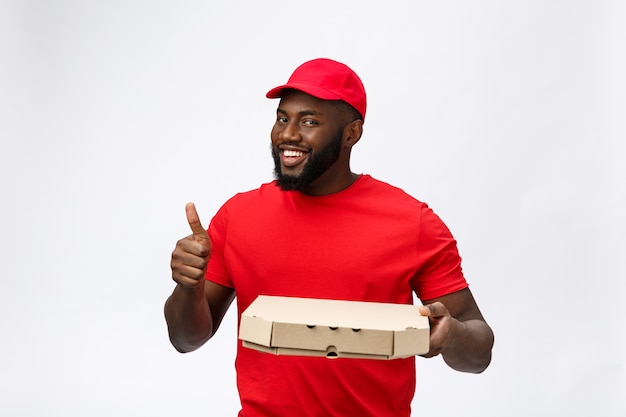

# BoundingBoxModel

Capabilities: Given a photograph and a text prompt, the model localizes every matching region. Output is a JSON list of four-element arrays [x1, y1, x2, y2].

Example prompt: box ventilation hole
[[325, 346, 338, 359]]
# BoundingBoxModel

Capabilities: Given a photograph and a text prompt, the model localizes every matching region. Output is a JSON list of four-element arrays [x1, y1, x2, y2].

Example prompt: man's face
[[271, 90, 346, 192]]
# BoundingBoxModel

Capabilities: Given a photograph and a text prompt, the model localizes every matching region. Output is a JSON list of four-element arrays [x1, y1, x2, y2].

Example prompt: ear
[[343, 119, 363, 149]]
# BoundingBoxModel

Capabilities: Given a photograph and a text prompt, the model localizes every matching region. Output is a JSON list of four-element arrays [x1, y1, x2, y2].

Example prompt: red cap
[[266, 58, 367, 121]]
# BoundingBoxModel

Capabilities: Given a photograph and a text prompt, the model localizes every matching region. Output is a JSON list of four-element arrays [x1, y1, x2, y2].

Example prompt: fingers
[[170, 203, 212, 288], [186, 202, 209, 245], [171, 240, 209, 287], [171, 263, 206, 287], [419, 302, 453, 358], [420, 302, 448, 318]]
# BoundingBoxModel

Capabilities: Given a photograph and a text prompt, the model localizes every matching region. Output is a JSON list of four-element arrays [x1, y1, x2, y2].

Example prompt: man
[[165, 58, 494, 417]]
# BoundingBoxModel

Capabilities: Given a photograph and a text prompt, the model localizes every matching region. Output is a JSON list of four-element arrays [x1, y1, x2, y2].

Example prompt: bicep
[[421, 287, 485, 322], [204, 280, 236, 336]]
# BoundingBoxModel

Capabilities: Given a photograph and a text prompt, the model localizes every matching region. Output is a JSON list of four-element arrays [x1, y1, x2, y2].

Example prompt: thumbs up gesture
[[170, 203, 212, 288]]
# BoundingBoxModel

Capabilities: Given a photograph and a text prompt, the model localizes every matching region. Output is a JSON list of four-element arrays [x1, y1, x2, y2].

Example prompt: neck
[[302, 171, 359, 196]]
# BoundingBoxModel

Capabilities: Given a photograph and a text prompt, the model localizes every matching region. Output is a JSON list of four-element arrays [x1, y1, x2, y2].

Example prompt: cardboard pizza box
[[238, 295, 430, 360]]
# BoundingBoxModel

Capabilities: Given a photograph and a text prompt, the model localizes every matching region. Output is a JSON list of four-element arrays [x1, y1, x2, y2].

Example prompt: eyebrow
[[276, 108, 322, 117]]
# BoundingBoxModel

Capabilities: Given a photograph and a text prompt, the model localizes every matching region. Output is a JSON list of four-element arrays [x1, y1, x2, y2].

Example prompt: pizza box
[[238, 295, 430, 360]]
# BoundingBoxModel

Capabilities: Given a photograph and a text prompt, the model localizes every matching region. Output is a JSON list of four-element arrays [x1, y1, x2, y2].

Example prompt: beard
[[272, 128, 343, 192]]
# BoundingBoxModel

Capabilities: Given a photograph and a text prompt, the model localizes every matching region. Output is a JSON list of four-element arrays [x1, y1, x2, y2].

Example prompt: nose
[[278, 121, 301, 143]]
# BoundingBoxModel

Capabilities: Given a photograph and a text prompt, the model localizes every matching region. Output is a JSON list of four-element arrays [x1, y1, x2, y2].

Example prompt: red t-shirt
[[206, 175, 468, 417]]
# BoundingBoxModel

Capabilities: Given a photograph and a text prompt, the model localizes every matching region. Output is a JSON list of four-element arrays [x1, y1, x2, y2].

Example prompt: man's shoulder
[[359, 175, 424, 205], [223, 181, 281, 205]]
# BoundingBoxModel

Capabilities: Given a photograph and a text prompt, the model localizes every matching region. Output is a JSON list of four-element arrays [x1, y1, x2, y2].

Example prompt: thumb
[[185, 202, 209, 244]]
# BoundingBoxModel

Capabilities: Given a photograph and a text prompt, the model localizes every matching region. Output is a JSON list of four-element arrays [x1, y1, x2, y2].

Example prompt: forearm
[[164, 282, 214, 353], [441, 318, 494, 373]]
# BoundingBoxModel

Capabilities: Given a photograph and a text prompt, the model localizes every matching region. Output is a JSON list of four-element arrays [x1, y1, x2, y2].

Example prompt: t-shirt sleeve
[[205, 203, 234, 288], [410, 205, 468, 301]]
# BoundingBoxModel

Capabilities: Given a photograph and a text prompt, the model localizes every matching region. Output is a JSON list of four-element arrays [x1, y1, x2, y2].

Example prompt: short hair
[[331, 100, 363, 123]]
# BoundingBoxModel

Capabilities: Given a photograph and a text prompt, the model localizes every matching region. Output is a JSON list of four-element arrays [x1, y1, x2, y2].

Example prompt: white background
[[1, 1, 625, 416]]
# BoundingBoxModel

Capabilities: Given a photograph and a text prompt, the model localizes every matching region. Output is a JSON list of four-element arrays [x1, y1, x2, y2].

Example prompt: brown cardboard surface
[[239, 295, 430, 360]]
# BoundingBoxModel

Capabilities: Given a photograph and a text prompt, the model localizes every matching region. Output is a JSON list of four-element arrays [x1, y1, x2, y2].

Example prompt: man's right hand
[[170, 202, 212, 288]]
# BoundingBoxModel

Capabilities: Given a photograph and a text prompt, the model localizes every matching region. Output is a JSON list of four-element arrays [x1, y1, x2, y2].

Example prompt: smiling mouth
[[281, 148, 309, 168], [283, 149, 305, 158]]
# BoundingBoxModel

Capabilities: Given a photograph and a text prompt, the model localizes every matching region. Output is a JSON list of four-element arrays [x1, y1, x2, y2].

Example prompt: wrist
[[177, 279, 206, 299]]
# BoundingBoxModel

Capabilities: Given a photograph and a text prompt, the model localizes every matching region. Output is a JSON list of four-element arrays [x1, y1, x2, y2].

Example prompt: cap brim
[[266, 83, 343, 101]]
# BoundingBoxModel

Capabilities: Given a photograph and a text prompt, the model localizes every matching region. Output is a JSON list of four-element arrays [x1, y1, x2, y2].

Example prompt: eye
[[302, 119, 318, 126], [276, 116, 288, 124]]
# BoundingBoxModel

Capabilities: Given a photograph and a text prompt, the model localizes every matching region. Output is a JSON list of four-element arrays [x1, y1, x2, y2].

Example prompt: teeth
[[284, 150, 305, 157]]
